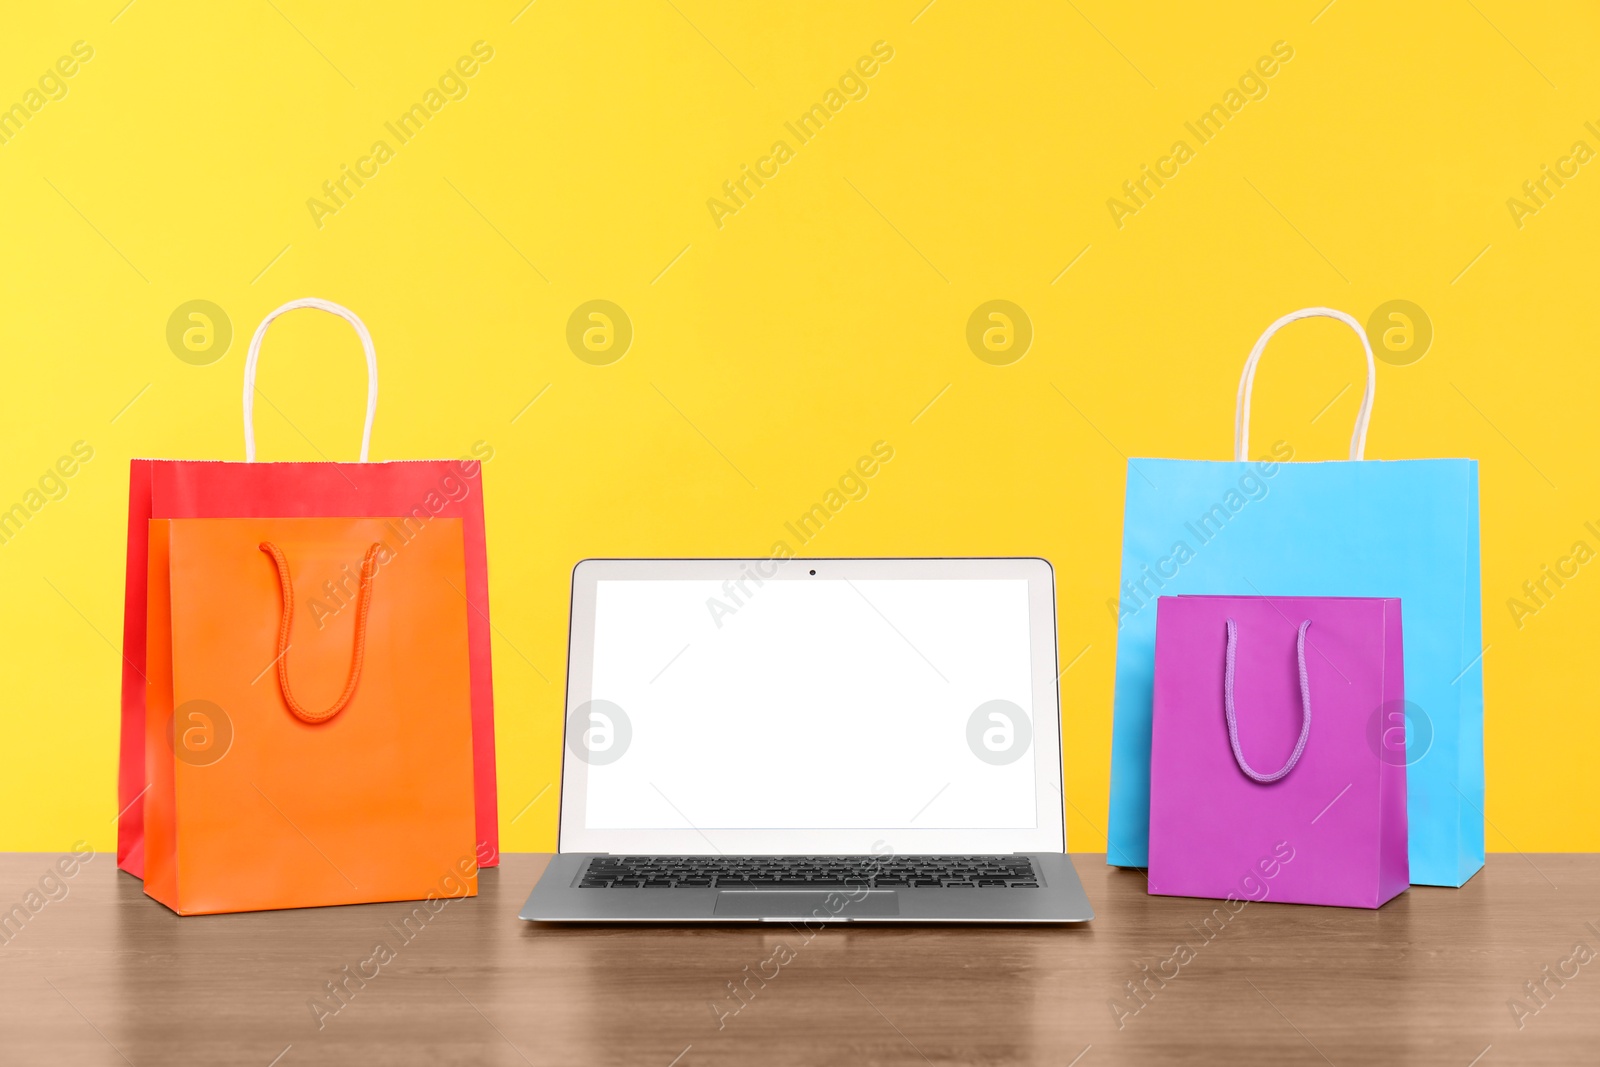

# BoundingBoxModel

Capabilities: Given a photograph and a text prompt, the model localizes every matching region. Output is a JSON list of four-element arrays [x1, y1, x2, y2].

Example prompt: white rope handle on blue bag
[[242, 298, 379, 462], [1234, 307, 1376, 462], [1224, 618, 1313, 783]]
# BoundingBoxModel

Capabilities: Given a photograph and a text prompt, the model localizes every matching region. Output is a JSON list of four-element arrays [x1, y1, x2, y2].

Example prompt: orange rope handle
[[258, 541, 382, 724]]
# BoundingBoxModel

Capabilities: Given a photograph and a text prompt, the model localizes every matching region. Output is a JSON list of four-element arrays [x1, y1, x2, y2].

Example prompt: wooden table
[[2, 852, 1594, 1065]]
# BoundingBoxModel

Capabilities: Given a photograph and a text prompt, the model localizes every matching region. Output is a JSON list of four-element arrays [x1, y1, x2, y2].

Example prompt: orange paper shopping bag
[[143, 515, 479, 914]]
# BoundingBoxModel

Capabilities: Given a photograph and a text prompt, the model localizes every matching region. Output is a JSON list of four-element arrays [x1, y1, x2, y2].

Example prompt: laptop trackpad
[[713, 890, 900, 918]]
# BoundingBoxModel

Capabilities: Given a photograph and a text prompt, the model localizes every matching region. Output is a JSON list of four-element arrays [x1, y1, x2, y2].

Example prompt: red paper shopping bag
[[119, 298, 499, 878]]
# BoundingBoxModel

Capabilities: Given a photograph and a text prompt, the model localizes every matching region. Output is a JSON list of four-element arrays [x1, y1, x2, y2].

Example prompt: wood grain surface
[[1, 853, 1594, 1065]]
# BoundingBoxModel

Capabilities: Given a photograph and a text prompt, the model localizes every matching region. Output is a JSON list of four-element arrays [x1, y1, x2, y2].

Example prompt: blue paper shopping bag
[[1106, 307, 1484, 887]]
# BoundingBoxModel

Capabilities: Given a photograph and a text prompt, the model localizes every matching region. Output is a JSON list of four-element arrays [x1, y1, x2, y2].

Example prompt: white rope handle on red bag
[[243, 298, 379, 462], [1234, 307, 1376, 462]]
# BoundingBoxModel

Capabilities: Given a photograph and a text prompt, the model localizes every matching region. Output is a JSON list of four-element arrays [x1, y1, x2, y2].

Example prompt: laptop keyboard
[[579, 855, 1040, 889]]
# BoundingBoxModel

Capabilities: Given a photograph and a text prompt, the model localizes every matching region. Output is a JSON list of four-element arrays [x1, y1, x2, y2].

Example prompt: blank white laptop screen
[[581, 575, 1038, 833]]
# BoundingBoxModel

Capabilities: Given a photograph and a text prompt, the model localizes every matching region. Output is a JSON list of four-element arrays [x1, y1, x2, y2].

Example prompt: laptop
[[519, 557, 1094, 923]]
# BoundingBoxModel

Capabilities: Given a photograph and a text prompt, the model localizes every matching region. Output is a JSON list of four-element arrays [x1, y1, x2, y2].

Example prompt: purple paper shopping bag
[[1148, 595, 1408, 909]]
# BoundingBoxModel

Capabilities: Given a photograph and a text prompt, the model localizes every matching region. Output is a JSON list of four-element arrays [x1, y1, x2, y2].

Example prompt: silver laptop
[[519, 557, 1093, 923]]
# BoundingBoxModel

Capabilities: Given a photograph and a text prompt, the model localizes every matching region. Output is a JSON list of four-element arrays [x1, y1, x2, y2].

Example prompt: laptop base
[[520, 853, 1094, 923]]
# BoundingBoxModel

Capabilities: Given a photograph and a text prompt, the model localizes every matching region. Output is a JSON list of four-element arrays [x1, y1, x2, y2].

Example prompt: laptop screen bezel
[[555, 557, 1067, 856]]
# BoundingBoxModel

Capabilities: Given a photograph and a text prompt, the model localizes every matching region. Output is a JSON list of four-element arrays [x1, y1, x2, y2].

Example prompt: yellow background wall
[[2, 1, 1595, 853]]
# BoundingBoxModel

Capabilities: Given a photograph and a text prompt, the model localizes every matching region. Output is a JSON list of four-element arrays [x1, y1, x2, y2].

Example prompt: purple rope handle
[[1223, 617, 1312, 783]]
